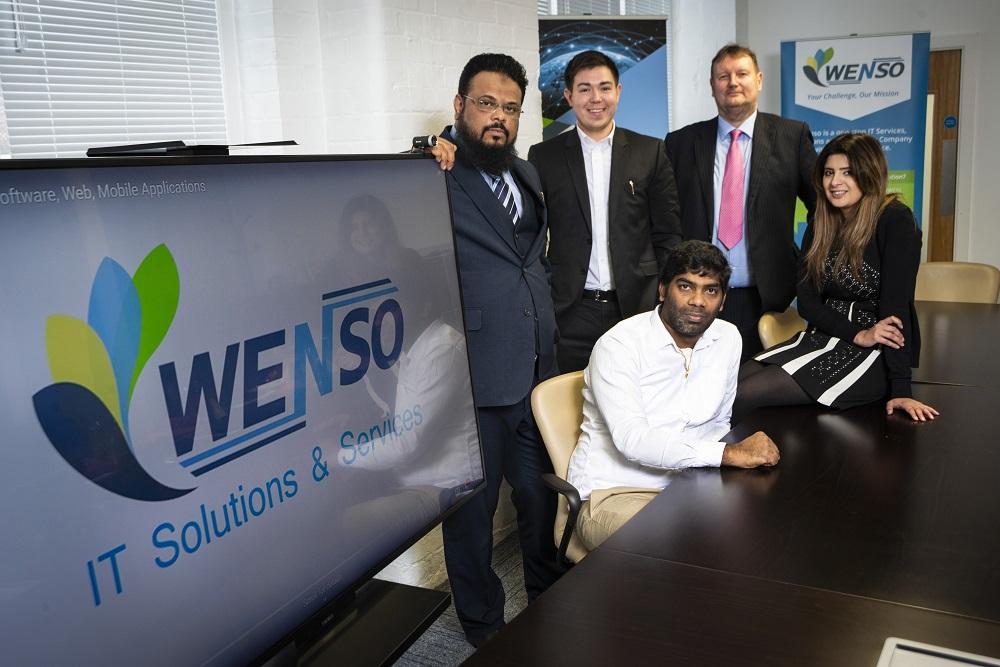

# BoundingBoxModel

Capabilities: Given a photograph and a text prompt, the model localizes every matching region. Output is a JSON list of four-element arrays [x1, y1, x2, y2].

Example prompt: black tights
[[732, 361, 812, 424]]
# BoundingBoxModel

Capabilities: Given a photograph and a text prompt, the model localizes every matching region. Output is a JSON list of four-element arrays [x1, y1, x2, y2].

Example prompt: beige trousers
[[576, 486, 660, 550]]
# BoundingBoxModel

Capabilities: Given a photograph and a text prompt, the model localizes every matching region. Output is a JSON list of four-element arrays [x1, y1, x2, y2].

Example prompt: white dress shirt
[[578, 123, 615, 290], [567, 307, 742, 499]]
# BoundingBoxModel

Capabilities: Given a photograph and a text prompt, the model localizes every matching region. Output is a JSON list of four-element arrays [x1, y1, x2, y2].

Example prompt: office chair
[[757, 307, 807, 349], [914, 261, 1000, 304], [530, 370, 589, 566]]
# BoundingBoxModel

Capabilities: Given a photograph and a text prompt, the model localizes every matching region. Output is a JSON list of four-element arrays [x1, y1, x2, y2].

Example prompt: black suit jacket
[[664, 112, 817, 312], [443, 126, 557, 407], [527, 127, 682, 319]]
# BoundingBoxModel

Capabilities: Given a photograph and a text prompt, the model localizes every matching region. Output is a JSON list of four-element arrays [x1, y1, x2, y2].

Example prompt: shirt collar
[[718, 110, 757, 141], [648, 306, 723, 353], [577, 122, 615, 150]]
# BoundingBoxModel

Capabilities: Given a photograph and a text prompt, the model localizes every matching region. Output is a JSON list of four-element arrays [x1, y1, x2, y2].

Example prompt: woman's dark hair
[[803, 132, 899, 287], [659, 240, 732, 291]]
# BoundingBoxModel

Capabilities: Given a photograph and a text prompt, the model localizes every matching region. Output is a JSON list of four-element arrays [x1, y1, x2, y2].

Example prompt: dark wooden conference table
[[468, 302, 1000, 666], [913, 300, 1000, 387]]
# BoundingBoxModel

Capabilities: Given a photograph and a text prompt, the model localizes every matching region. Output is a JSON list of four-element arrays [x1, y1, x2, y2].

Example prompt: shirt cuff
[[679, 439, 727, 468]]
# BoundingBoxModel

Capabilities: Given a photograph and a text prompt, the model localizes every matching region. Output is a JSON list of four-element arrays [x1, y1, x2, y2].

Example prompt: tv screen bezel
[[0, 152, 487, 665]]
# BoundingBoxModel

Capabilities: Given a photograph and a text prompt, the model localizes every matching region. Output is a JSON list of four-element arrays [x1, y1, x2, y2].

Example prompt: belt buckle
[[592, 289, 610, 302]]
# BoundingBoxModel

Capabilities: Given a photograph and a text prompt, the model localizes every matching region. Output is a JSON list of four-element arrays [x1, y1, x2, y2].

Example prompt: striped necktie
[[491, 174, 519, 226]]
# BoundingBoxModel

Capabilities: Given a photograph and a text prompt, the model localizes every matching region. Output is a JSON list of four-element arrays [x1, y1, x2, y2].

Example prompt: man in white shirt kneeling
[[567, 240, 779, 549]]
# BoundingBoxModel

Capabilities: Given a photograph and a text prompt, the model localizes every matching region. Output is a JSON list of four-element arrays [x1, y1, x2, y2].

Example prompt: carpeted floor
[[394, 533, 527, 666]]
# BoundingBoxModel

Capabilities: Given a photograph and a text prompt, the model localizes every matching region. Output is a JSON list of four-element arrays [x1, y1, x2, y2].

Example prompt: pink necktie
[[718, 129, 744, 249]]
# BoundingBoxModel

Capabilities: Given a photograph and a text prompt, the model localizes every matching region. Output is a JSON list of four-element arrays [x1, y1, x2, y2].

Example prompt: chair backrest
[[757, 307, 807, 349], [530, 370, 588, 563], [915, 262, 1000, 304]]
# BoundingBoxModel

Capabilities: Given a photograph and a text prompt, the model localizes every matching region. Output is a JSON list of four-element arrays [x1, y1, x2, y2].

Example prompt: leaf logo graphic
[[803, 47, 834, 87], [33, 244, 195, 501]]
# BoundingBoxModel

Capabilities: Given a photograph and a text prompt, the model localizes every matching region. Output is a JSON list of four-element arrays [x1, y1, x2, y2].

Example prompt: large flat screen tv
[[0, 155, 484, 665]]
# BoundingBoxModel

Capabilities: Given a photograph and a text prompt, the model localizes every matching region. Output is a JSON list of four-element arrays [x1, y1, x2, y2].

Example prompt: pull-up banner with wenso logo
[[781, 32, 931, 242]]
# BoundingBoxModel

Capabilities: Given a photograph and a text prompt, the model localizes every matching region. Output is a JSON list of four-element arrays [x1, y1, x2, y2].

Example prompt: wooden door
[[927, 49, 961, 261]]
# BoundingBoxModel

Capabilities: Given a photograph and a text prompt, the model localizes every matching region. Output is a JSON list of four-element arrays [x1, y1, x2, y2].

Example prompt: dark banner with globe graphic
[[538, 17, 668, 141]]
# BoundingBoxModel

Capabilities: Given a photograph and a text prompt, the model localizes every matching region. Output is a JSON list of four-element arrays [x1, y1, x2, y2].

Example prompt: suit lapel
[[695, 119, 717, 240], [607, 127, 629, 235], [450, 154, 519, 255], [512, 159, 547, 256], [563, 130, 593, 234], [747, 113, 774, 218], [512, 158, 544, 213]]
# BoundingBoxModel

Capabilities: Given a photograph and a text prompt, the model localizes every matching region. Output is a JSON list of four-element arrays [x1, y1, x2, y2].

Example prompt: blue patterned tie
[[491, 175, 519, 226]]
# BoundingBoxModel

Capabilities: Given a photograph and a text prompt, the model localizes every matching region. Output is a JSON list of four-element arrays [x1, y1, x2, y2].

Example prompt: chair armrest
[[542, 473, 583, 567]]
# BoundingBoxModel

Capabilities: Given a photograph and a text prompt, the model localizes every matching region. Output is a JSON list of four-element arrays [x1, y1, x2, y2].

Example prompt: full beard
[[454, 118, 518, 176]]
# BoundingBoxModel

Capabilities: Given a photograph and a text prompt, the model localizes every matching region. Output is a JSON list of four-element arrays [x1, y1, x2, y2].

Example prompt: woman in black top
[[734, 132, 937, 422]]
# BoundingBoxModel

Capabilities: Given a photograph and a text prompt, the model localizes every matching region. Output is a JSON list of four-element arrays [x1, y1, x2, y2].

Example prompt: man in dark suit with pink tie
[[665, 44, 818, 361]]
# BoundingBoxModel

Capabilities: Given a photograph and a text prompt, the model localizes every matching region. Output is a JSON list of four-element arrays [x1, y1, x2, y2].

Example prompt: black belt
[[581, 289, 617, 303]]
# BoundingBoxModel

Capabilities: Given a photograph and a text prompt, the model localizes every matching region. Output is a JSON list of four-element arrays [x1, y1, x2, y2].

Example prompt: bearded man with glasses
[[425, 53, 562, 648]]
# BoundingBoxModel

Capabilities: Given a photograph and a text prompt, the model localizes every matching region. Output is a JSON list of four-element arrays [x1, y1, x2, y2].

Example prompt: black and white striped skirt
[[754, 330, 886, 408]]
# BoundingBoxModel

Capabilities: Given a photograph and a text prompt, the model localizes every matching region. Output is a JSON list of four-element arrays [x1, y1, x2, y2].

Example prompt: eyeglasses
[[462, 95, 523, 117]]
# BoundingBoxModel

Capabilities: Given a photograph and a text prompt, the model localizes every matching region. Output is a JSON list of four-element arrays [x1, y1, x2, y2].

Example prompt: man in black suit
[[665, 43, 817, 361], [528, 50, 682, 372], [427, 53, 561, 648]]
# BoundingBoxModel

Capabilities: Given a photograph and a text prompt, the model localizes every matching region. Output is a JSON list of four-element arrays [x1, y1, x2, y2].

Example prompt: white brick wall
[[222, 0, 543, 156], [219, 0, 282, 143], [670, 0, 736, 130]]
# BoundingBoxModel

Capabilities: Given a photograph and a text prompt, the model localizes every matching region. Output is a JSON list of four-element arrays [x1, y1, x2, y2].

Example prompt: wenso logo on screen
[[33, 245, 405, 502], [32, 245, 193, 501], [794, 34, 913, 121]]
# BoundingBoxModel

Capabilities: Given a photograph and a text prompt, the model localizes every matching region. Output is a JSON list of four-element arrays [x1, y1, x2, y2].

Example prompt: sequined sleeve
[[795, 223, 868, 342]]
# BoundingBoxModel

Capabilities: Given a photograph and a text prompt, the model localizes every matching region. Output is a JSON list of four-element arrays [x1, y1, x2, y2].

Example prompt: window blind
[[538, 0, 670, 15], [0, 0, 225, 158]]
